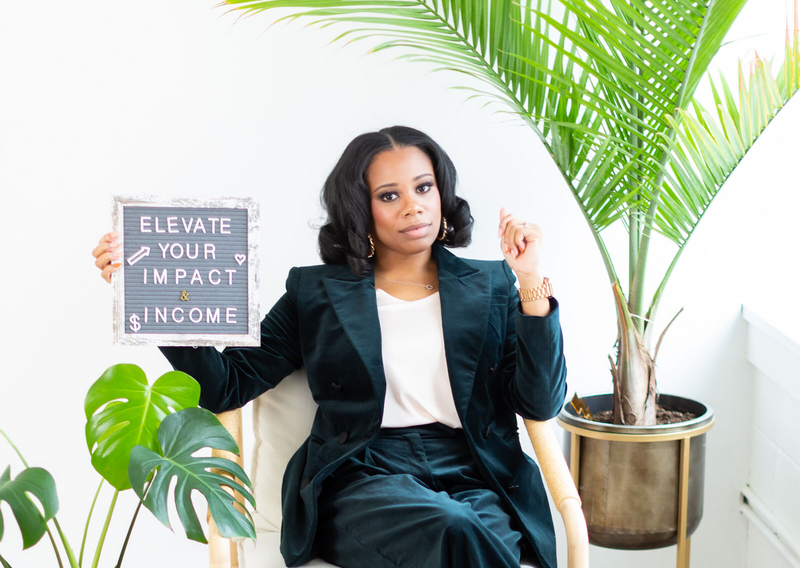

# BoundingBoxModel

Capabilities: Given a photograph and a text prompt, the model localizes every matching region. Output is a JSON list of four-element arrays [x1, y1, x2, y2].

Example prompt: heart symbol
[[235, 254, 247, 266]]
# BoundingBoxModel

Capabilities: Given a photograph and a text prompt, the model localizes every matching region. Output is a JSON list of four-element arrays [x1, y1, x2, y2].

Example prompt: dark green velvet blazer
[[160, 241, 567, 568]]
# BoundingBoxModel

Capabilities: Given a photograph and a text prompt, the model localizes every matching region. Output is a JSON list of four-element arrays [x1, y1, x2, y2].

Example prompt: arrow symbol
[[126, 246, 150, 266]]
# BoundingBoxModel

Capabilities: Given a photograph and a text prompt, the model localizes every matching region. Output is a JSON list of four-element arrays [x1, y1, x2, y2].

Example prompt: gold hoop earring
[[438, 217, 448, 241], [367, 234, 375, 258]]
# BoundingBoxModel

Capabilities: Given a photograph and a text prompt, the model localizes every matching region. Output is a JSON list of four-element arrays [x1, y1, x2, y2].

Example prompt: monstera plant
[[0, 365, 254, 568], [225, 0, 800, 425]]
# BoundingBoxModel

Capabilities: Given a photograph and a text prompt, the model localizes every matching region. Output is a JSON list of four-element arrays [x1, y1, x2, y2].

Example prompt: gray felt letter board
[[112, 196, 260, 346]]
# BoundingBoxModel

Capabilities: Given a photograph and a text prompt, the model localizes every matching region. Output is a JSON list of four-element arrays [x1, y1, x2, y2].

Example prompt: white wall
[[0, 0, 797, 566], [741, 309, 800, 567]]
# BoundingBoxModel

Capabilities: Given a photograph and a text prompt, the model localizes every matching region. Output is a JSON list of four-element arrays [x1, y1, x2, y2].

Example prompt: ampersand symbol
[[180, 290, 190, 301]]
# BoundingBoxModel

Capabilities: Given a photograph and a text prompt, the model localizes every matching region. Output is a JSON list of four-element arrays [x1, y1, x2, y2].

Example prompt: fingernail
[[112, 263, 121, 268], [109, 242, 119, 249]]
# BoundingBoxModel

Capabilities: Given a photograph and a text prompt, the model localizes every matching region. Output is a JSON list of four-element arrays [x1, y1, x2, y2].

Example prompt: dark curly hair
[[318, 125, 473, 277]]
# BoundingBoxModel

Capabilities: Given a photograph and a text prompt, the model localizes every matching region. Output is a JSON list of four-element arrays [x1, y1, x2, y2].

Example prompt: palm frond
[[225, 0, 798, 304], [655, 55, 797, 249]]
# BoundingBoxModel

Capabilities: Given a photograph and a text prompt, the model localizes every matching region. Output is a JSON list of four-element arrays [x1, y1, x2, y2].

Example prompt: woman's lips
[[400, 223, 431, 238]]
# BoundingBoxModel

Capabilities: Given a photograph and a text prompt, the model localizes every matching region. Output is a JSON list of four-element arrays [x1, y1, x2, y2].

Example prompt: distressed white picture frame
[[112, 195, 260, 346]]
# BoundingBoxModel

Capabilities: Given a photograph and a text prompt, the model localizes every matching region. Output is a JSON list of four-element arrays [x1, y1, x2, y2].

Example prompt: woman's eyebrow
[[372, 173, 434, 193]]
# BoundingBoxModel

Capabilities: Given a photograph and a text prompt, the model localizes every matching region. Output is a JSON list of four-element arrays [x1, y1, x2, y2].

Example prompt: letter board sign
[[112, 196, 260, 346]]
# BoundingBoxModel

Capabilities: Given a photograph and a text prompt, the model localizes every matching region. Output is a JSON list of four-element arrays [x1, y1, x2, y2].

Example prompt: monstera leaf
[[0, 466, 58, 549], [85, 364, 201, 491], [128, 407, 255, 543]]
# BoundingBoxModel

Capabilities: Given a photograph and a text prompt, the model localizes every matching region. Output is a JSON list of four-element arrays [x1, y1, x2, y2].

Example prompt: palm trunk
[[610, 283, 656, 425]]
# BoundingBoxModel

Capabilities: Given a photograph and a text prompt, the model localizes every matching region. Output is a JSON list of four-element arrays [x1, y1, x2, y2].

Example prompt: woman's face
[[366, 145, 442, 258]]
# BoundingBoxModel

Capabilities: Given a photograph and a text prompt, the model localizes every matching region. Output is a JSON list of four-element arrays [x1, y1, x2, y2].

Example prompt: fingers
[[498, 207, 542, 261], [92, 231, 119, 258], [94, 231, 121, 284], [498, 206, 515, 238], [498, 207, 523, 257]]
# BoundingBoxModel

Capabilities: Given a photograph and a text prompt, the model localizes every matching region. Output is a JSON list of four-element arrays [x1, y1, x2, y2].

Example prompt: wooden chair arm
[[523, 418, 589, 568], [209, 408, 244, 568]]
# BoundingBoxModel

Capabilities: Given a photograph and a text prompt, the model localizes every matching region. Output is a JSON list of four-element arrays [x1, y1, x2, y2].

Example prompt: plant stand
[[557, 394, 715, 568]]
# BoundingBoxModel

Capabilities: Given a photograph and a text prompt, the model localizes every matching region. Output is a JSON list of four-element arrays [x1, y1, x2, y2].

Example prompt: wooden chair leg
[[210, 409, 245, 568]]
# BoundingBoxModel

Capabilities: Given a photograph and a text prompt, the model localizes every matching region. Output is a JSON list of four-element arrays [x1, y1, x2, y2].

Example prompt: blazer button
[[338, 432, 348, 444], [489, 366, 496, 373], [331, 382, 342, 391], [301, 477, 311, 490], [482, 426, 491, 439], [508, 484, 520, 493]]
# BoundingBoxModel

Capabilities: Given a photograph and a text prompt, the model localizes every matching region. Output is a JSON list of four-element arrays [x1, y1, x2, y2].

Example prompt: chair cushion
[[249, 368, 317, 532], [239, 531, 339, 567]]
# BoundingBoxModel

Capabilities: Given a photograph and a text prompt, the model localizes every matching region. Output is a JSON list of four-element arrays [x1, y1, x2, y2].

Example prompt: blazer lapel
[[433, 244, 491, 418], [323, 266, 387, 408], [322, 244, 492, 421]]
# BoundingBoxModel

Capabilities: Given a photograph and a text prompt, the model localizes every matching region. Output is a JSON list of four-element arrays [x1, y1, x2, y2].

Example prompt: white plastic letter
[[226, 308, 237, 324], [175, 268, 187, 284], [186, 243, 199, 260], [155, 307, 167, 323], [209, 218, 219, 233], [158, 243, 169, 258], [140, 217, 152, 232], [167, 217, 178, 233], [171, 307, 184, 323], [153, 269, 167, 285], [189, 308, 203, 323], [206, 308, 220, 324], [190, 269, 203, 285], [204, 243, 216, 260], [208, 269, 221, 285], [225, 269, 236, 285], [169, 243, 184, 259], [154, 217, 166, 233], [220, 218, 231, 234]]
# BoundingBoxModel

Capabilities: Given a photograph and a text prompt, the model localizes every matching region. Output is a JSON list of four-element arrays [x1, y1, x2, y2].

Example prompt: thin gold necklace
[[375, 274, 435, 290]]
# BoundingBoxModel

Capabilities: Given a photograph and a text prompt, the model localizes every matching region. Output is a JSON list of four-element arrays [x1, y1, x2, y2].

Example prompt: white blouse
[[375, 288, 463, 429]]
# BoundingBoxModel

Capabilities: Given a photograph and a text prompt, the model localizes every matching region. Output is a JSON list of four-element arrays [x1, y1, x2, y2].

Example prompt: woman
[[93, 125, 567, 568]]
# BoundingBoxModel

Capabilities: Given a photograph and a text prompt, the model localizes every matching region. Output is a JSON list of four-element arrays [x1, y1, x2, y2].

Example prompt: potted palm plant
[[219, 0, 800, 556]]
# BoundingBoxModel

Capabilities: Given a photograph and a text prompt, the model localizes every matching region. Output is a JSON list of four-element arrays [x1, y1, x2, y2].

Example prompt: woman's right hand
[[92, 231, 122, 283]]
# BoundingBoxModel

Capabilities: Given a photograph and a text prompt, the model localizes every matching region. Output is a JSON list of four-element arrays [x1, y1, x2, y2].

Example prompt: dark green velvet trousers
[[315, 423, 533, 568]]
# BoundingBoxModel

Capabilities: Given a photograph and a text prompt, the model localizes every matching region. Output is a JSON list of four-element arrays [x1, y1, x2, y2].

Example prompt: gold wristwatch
[[518, 277, 553, 302]]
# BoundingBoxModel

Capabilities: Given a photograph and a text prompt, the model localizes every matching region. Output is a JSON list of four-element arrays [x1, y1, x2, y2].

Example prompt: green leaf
[[84, 364, 201, 491], [128, 408, 255, 543], [0, 466, 58, 549], [680, 0, 750, 104]]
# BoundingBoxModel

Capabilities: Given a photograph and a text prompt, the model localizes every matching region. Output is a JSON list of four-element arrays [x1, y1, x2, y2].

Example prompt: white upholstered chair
[[208, 368, 589, 568]]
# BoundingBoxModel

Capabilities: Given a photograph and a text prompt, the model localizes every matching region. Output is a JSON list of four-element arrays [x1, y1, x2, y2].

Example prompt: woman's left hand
[[498, 206, 543, 279]]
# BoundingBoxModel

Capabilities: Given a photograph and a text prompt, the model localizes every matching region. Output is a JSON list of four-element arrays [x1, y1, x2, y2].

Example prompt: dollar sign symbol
[[129, 313, 141, 333]]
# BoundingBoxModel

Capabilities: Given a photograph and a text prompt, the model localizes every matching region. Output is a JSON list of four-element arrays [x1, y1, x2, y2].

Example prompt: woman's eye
[[418, 183, 432, 193], [379, 192, 398, 202]]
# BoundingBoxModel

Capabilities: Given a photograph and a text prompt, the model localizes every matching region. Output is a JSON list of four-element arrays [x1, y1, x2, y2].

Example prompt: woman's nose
[[403, 194, 424, 216]]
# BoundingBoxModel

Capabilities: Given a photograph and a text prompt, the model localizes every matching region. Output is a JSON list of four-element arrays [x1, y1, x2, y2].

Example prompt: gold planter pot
[[557, 394, 714, 568]]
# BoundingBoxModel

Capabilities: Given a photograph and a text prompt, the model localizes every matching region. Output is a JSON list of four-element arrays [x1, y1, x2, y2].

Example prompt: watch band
[[518, 277, 553, 302]]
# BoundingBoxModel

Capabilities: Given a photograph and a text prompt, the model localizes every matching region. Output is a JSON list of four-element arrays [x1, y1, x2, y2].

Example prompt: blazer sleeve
[[158, 267, 303, 413], [498, 261, 568, 421]]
